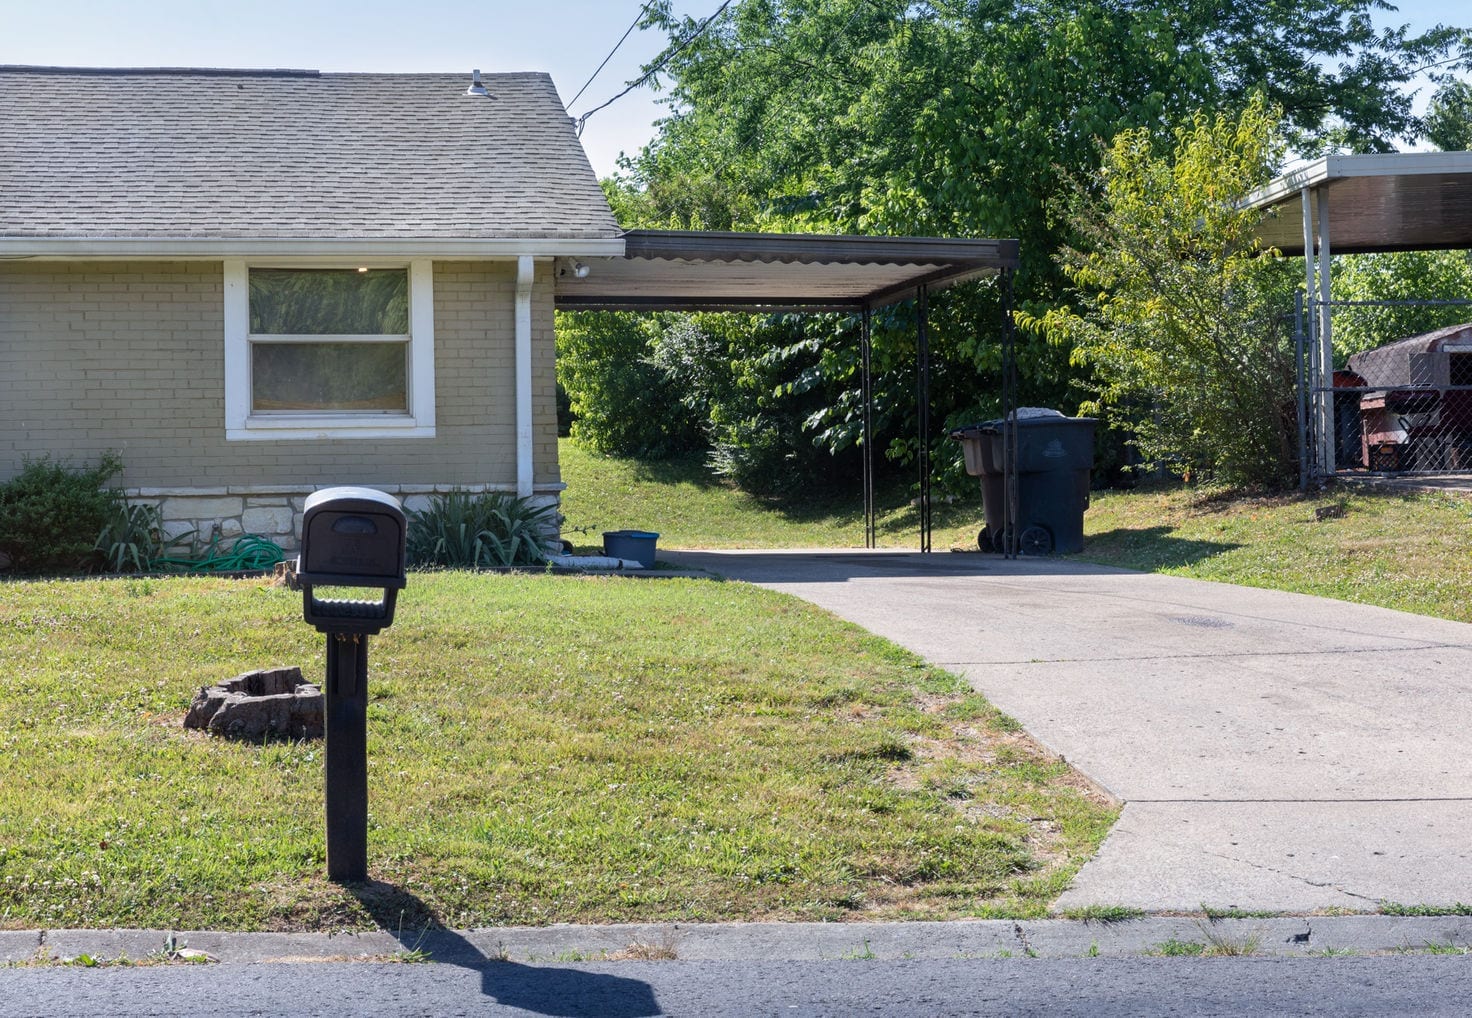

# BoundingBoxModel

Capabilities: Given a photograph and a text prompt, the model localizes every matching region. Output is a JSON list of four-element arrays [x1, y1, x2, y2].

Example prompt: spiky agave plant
[[405, 491, 558, 569]]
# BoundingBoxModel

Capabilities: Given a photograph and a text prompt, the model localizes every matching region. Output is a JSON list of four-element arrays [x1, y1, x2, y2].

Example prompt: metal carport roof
[[550, 228, 1023, 553], [1248, 151, 1472, 256], [552, 229, 1020, 312]]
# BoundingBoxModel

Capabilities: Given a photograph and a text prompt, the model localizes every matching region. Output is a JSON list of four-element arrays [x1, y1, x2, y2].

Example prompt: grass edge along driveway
[[0, 571, 1115, 932]]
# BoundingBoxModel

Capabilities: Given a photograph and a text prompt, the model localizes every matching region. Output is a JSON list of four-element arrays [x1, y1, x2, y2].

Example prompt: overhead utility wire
[[567, 2, 655, 111], [575, 0, 735, 136]]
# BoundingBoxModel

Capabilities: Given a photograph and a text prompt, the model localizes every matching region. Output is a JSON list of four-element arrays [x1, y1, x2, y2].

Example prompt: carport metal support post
[[1295, 291, 1309, 490], [916, 285, 932, 553], [1315, 188, 1336, 478], [1300, 185, 1335, 480], [861, 306, 876, 549], [1000, 268, 1019, 559], [324, 633, 369, 883]]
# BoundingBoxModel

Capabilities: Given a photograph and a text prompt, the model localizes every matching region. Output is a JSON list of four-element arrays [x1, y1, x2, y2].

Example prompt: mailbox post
[[296, 486, 407, 883]]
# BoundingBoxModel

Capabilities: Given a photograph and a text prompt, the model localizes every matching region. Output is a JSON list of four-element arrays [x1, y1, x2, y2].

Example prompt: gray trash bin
[[951, 413, 1096, 555]]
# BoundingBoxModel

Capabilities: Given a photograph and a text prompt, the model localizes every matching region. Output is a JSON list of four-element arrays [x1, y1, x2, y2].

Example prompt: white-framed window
[[224, 259, 435, 440]]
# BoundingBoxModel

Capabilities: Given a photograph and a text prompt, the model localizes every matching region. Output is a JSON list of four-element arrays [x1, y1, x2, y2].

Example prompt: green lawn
[[558, 439, 988, 552], [1079, 484, 1472, 624], [0, 572, 1113, 931]]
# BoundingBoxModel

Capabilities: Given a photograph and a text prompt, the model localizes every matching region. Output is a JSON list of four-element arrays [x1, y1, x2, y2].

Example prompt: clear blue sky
[[2, 1, 1468, 177]]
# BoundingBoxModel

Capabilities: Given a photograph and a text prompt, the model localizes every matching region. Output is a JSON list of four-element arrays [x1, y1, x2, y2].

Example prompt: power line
[[576, 0, 735, 137], [568, 2, 656, 112]]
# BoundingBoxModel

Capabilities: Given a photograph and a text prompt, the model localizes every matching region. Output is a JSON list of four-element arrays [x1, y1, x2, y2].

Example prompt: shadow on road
[[349, 882, 660, 1018]]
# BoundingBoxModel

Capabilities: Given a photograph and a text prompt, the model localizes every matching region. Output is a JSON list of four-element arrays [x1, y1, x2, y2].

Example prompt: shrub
[[0, 453, 124, 574], [405, 491, 558, 569], [556, 311, 706, 459], [93, 501, 193, 574]]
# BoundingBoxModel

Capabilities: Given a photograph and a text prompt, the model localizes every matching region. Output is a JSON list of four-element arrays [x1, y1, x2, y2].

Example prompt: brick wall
[[0, 259, 564, 551]]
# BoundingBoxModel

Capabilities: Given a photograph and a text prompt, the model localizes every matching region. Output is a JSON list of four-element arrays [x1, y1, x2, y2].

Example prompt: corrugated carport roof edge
[[554, 229, 1021, 313]]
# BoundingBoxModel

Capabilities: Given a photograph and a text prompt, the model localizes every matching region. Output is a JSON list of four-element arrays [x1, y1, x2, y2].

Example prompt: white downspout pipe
[[515, 255, 535, 499]]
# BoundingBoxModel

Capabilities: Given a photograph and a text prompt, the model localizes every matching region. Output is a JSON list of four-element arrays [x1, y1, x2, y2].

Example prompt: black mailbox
[[298, 486, 407, 636], [296, 486, 409, 883]]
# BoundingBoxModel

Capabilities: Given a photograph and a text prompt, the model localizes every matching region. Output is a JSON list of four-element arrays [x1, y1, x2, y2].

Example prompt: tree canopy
[[629, 1, 1466, 256], [1425, 80, 1472, 152]]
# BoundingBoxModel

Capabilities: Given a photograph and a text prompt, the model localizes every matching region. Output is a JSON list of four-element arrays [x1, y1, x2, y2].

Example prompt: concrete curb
[[6, 917, 1471, 966]]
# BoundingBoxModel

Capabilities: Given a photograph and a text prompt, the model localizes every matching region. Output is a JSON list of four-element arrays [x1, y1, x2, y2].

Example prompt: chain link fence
[[1301, 298, 1472, 480]]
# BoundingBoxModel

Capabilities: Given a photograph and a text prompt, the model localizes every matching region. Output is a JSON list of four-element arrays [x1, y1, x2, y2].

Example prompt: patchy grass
[[1198, 905, 1285, 920], [1060, 904, 1145, 923], [1379, 902, 1472, 917], [1400, 941, 1472, 956], [1079, 484, 1472, 622], [559, 439, 987, 552], [1153, 938, 1208, 957], [0, 572, 1114, 931]]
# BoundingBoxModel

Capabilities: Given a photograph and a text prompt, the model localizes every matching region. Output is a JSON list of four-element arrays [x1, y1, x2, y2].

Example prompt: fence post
[[1295, 292, 1308, 491]]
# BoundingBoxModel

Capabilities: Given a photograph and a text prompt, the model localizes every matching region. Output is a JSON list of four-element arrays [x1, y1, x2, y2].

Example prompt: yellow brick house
[[0, 65, 622, 551]]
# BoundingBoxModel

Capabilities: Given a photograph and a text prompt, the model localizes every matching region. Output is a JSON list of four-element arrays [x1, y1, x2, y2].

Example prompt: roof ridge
[[0, 65, 321, 77], [0, 65, 549, 79]]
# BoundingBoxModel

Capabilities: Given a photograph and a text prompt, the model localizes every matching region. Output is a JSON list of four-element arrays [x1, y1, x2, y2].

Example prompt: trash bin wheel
[[977, 527, 994, 553], [1018, 525, 1053, 556]]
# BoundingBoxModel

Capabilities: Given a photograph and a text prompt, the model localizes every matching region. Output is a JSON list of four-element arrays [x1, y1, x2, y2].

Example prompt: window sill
[[227, 417, 436, 441]]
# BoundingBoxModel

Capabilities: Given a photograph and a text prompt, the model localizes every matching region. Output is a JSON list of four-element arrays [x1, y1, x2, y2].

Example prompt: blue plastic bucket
[[602, 530, 659, 567]]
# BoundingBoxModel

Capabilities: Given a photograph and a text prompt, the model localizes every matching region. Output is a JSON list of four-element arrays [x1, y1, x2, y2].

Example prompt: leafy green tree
[[1032, 97, 1299, 488], [556, 311, 706, 458], [648, 313, 866, 495], [1425, 80, 1472, 152]]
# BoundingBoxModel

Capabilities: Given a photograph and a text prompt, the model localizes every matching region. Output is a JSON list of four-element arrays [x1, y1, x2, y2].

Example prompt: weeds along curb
[[7, 917, 1472, 966]]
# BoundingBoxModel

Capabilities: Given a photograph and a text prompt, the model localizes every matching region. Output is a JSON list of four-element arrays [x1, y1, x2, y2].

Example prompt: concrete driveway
[[662, 549, 1472, 912]]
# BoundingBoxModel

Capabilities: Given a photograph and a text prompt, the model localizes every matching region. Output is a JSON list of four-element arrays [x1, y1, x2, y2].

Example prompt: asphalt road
[[5, 957, 1472, 1017]]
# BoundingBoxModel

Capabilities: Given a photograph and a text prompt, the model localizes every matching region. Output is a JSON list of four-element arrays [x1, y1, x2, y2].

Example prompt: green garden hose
[[155, 533, 285, 573]]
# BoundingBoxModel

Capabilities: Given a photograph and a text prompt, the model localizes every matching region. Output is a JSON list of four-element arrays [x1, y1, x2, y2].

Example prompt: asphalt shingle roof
[[0, 66, 621, 242]]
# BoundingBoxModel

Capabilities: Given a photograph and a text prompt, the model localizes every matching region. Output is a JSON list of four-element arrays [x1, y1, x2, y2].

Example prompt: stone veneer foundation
[[128, 483, 565, 555]]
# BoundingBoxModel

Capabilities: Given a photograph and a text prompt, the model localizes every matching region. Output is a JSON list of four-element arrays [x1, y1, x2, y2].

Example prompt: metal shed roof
[[552, 230, 1020, 312], [1249, 151, 1472, 255]]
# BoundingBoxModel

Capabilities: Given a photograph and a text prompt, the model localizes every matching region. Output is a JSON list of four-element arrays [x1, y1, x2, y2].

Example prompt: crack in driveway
[[1198, 850, 1382, 904]]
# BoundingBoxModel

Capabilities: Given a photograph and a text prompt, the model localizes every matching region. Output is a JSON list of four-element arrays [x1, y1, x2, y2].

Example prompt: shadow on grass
[[626, 456, 878, 527], [724, 484, 983, 534], [626, 452, 727, 491], [348, 881, 660, 1018], [1080, 527, 1242, 569]]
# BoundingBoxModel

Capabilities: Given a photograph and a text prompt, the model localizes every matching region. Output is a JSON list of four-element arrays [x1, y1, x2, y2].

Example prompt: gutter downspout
[[515, 255, 535, 499]]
